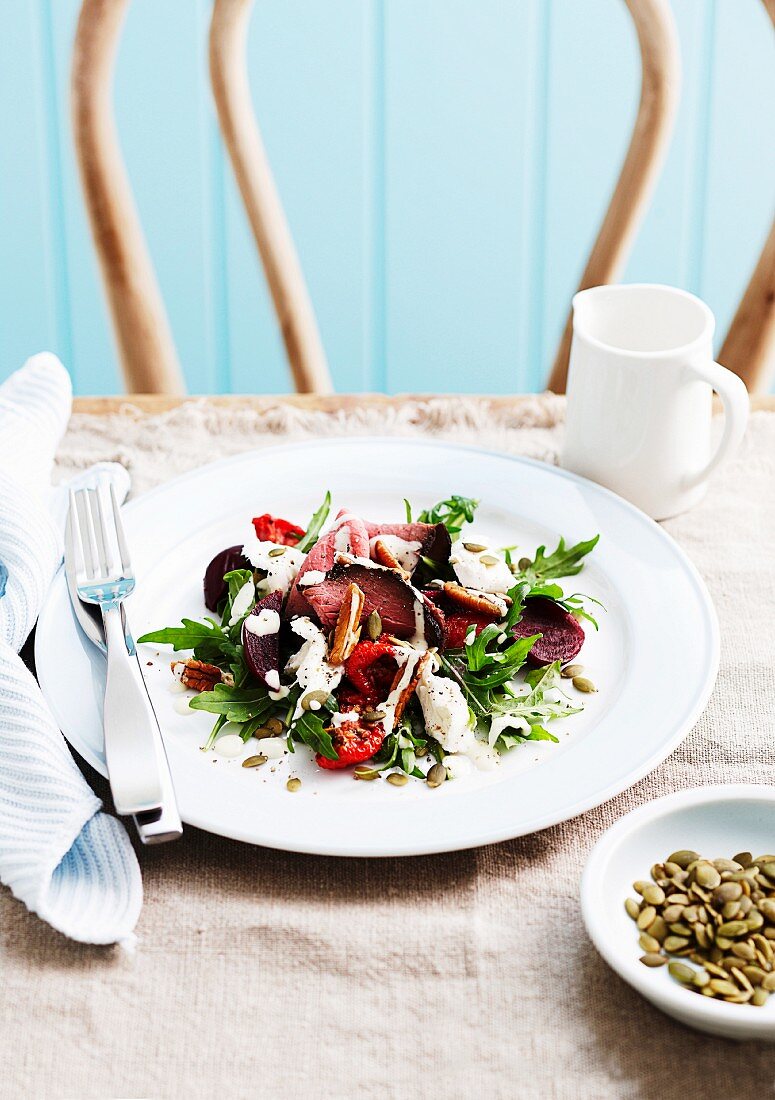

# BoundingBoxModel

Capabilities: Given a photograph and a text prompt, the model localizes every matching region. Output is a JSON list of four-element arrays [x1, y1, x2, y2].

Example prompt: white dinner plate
[[36, 439, 719, 857]]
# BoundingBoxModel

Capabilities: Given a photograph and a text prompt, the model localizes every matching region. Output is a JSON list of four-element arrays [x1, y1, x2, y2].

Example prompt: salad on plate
[[139, 494, 601, 785]]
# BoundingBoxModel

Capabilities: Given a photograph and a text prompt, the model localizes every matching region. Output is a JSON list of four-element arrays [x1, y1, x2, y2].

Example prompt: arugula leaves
[[489, 663, 581, 750], [137, 617, 241, 667], [296, 491, 332, 553], [514, 535, 599, 585], [408, 494, 479, 539], [292, 711, 338, 761]]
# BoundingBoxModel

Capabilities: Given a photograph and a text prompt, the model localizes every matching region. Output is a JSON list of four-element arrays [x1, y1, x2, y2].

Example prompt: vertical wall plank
[[0, 6, 60, 377], [224, 0, 371, 394], [383, 0, 540, 394], [700, 0, 775, 348]]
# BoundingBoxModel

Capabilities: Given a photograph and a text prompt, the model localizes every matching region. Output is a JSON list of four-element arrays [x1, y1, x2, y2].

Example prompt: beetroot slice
[[302, 562, 445, 649], [242, 590, 283, 689], [511, 597, 584, 666], [204, 545, 252, 612]]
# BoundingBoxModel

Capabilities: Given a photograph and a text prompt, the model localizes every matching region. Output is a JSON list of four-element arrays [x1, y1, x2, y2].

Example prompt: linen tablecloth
[[5, 396, 774, 1099]]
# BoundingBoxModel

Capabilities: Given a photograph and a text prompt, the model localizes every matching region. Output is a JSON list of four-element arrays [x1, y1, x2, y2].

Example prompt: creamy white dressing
[[256, 736, 287, 759], [487, 713, 529, 747], [268, 684, 290, 701], [213, 733, 244, 757], [285, 616, 343, 720], [228, 579, 255, 626], [168, 679, 187, 695], [369, 534, 422, 572], [331, 709, 360, 728], [243, 536, 305, 595], [377, 647, 422, 738], [265, 670, 281, 691], [441, 753, 475, 779], [244, 608, 281, 636], [452, 541, 514, 594], [298, 569, 327, 587], [409, 598, 428, 650], [174, 695, 195, 715]]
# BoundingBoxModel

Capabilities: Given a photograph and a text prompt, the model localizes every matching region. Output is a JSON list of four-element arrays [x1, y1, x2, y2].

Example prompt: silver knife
[[64, 509, 182, 844]]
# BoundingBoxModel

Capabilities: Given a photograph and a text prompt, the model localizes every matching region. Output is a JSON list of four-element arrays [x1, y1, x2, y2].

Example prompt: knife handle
[[102, 604, 164, 816]]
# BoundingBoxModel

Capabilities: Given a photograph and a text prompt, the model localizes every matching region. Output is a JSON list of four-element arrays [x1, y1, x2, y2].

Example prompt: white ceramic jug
[[562, 284, 749, 520]]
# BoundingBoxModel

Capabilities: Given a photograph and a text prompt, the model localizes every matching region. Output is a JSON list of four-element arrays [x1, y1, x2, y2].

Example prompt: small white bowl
[[581, 785, 775, 1042]]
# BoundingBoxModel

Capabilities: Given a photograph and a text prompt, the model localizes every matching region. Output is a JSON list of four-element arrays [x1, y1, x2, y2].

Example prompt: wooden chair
[[71, 0, 774, 395]]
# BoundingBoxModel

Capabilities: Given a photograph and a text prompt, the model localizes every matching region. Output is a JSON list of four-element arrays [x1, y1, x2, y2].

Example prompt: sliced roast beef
[[364, 520, 451, 568], [302, 562, 445, 648], [511, 597, 585, 666], [203, 545, 252, 612], [285, 508, 371, 617], [242, 589, 283, 689]]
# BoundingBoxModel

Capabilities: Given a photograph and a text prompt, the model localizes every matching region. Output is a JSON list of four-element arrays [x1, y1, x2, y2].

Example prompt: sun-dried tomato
[[315, 718, 386, 770], [344, 639, 400, 705], [252, 513, 305, 546]]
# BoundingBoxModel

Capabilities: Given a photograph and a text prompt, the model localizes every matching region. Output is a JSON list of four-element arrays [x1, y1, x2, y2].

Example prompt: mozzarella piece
[[242, 536, 305, 595], [285, 617, 343, 719], [416, 663, 476, 753], [451, 541, 513, 594]]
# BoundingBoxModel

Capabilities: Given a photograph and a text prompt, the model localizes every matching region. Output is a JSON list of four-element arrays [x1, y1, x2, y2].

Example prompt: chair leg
[[71, 0, 184, 395]]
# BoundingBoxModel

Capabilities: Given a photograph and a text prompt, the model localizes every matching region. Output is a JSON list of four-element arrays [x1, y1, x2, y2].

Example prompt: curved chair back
[[71, 0, 773, 394]]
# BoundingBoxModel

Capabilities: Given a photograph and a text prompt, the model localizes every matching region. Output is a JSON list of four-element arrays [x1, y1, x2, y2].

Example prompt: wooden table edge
[[72, 393, 775, 416]]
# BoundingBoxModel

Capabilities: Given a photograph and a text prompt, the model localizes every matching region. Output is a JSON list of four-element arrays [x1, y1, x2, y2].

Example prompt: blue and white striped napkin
[[0, 353, 141, 945]]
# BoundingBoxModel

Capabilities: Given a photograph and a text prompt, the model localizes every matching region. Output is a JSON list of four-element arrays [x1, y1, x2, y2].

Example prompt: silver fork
[[70, 484, 167, 818]]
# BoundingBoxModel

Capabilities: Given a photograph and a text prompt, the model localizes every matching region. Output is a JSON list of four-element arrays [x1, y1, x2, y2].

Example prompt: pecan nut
[[171, 658, 225, 692], [442, 581, 505, 618], [372, 538, 410, 580], [329, 582, 365, 665], [390, 651, 432, 724]]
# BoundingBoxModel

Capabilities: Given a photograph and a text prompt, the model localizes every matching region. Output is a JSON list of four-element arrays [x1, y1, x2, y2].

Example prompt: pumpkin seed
[[663, 935, 690, 952], [762, 972, 775, 992], [752, 988, 770, 1007], [762, 863, 775, 882], [479, 553, 500, 566], [462, 542, 487, 553], [286, 777, 302, 792], [265, 717, 284, 735], [242, 754, 267, 768], [517, 557, 532, 571], [267, 547, 286, 557], [713, 859, 743, 873], [387, 772, 408, 787], [668, 850, 700, 869], [733, 851, 753, 868], [662, 904, 685, 923], [636, 907, 656, 930], [709, 979, 738, 996], [362, 709, 386, 724], [642, 885, 666, 906], [742, 966, 767, 986], [625, 898, 640, 920], [712, 881, 743, 905], [301, 688, 330, 711], [760, 899, 775, 922], [640, 953, 666, 968], [572, 676, 597, 693], [426, 763, 447, 789], [560, 663, 585, 679], [695, 863, 722, 889], [649, 916, 668, 942], [252, 726, 273, 739], [353, 766, 380, 781], [366, 610, 382, 640], [730, 941, 756, 960], [639, 932, 661, 954], [668, 962, 695, 984]]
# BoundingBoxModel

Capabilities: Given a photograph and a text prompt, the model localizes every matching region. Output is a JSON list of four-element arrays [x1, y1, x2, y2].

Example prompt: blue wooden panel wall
[[0, 0, 772, 395]]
